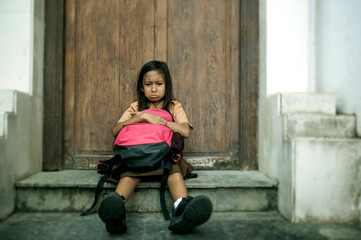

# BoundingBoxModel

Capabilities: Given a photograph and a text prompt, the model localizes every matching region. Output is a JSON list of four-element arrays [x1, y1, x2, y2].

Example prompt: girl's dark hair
[[137, 60, 174, 111]]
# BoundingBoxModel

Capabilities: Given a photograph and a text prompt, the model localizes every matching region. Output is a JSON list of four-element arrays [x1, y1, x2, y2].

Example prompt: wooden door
[[62, 0, 258, 170], [167, 0, 240, 168]]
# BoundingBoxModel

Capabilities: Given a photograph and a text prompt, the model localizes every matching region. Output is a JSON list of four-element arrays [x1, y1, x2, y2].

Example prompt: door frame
[[43, 0, 259, 171]]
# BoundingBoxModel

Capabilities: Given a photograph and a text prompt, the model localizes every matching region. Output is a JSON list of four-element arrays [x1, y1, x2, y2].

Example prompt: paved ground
[[0, 211, 360, 240]]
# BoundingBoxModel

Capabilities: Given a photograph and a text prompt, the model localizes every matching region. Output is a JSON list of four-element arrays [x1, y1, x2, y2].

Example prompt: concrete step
[[280, 137, 361, 223], [0, 90, 16, 139], [16, 170, 278, 214], [285, 114, 356, 139], [0, 112, 7, 139], [0, 90, 16, 113], [279, 93, 336, 115]]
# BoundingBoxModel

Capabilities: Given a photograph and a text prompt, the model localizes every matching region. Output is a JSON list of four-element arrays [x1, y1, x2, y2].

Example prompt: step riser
[[285, 114, 356, 139], [280, 93, 336, 115], [16, 187, 277, 213], [277, 138, 361, 223], [0, 90, 16, 113], [0, 112, 6, 139], [16, 170, 278, 214]]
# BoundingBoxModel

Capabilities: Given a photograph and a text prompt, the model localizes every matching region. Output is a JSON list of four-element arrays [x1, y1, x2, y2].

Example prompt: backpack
[[81, 109, 184, 220]]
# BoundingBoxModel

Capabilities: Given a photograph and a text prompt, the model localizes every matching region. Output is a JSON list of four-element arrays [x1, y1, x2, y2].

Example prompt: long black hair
[[137, 60, 174, 111]]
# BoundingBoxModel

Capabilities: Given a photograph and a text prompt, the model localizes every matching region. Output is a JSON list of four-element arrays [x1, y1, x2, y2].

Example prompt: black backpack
[[81, 109, 185, 220]]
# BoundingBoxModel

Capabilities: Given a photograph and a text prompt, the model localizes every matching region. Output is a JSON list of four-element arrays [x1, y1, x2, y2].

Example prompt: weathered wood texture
[[44, 0, 259, 170], [167, 0, 240, 163], [239, 0, 259, 170], [64, 0, 156, 168], [43, 0, 65, 170]]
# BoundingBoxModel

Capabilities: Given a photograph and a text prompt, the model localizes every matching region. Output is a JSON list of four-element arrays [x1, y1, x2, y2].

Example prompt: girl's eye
[[157, 82, 163, 86]]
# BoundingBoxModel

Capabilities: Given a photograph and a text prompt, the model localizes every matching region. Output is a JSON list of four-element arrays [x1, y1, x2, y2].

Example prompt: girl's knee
[[121, 176, 141, 182], [168, 172, 183, 179]]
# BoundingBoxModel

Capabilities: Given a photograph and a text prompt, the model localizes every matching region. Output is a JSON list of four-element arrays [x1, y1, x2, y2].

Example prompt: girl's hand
[[130, 112, 167, 126], [112, 111, 168, 137], [130, 112, 190, 137], [129, 111, 142, 119]]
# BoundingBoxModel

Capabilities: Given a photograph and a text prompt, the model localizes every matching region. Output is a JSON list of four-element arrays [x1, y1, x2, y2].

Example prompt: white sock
[[174, 197, 183, 209]]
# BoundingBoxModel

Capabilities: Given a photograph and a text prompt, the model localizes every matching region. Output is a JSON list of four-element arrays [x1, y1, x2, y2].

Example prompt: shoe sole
[[169, 195, 213, 234], [98, 192, 127, 233]]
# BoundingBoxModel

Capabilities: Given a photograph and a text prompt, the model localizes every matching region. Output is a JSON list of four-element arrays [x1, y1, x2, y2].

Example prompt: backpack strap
[[160, 160, 173, 221], [80, 172, 109, 216], [80, 155, 122, 216]]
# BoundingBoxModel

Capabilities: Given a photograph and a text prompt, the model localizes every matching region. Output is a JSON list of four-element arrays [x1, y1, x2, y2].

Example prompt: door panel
[[64, 0, 244, 169], [64, 0, 155, 168], [167, 0, 239, 167]]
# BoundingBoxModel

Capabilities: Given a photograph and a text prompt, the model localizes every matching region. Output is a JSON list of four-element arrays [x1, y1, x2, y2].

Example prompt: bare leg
[[167, 173, 187, 201], [115, 176, 141, 201]]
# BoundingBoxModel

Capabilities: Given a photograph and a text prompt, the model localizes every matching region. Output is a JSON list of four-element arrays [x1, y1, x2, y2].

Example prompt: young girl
[[98, 60, 213, 234]]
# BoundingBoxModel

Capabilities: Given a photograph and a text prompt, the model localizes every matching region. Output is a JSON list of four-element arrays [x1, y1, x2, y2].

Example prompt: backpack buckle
[[172, 153, 182, 164]]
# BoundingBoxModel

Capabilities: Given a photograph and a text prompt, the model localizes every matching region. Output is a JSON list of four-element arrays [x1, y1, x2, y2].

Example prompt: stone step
[[0, 90, 16, 139], [0, 90, 16, 113], [0, 112, 6, 139], [285, 114, 356, 139], [280, 137, 361, 223], [16, 170, 277, 214], [279, 93, 336, 115]]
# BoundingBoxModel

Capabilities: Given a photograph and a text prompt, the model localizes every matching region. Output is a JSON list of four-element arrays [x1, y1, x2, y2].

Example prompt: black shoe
[[98, 192, 127, 233], [168, 195, 213, 234]]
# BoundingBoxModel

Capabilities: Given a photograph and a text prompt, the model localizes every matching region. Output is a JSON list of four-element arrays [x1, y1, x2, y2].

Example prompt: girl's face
[[142, 70, 166, 105]]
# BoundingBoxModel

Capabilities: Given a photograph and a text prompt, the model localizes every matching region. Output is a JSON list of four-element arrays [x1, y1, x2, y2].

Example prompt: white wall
[[264, 0, 361, 118], [265, 0, 315, 95], [259, 0, 316, 177], [315, 0, 361, 136], [0, 0, 44, 220], [259, 0, 361, 223], [0, 0, 33, 94], [260, 0, 361, 175]]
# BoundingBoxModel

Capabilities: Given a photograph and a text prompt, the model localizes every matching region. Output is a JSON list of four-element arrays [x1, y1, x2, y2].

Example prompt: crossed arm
[[111, 112, 191, 138]]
